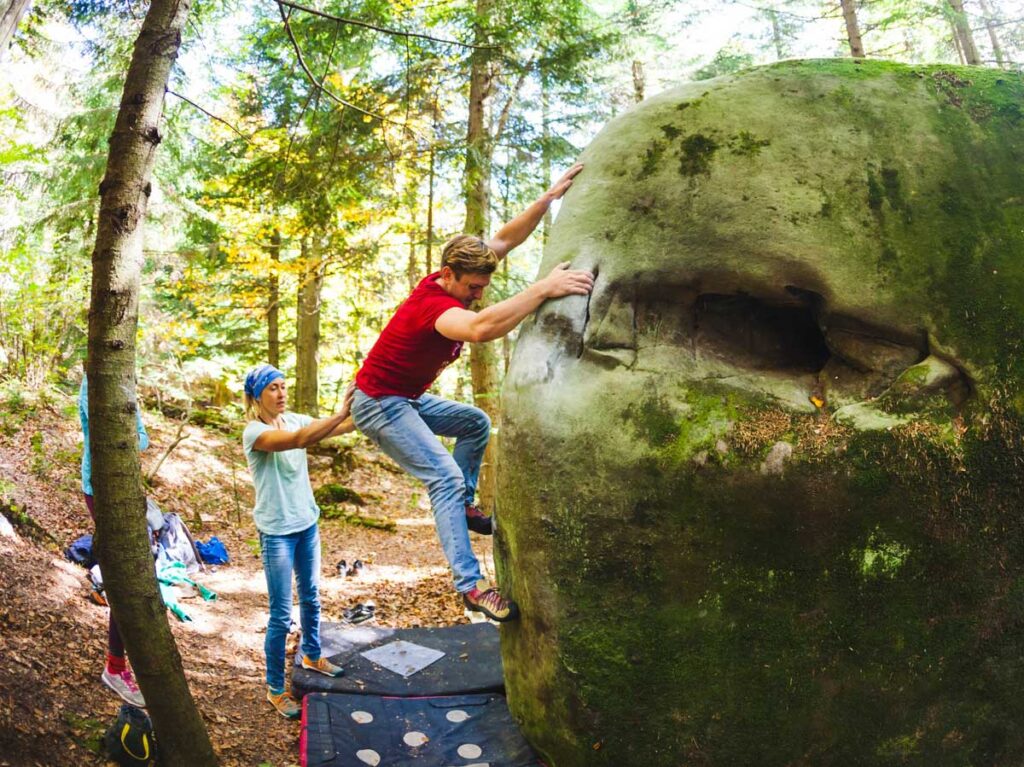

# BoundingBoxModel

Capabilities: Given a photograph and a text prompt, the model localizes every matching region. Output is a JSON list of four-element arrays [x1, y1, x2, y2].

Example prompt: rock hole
[[694, 293, 831, 373]]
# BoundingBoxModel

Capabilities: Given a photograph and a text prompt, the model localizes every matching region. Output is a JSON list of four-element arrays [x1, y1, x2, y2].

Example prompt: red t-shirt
[[356, 272, 465, 398]]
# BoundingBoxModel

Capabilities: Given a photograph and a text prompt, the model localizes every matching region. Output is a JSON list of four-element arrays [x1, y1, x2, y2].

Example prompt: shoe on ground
[[266, 687, 301, 719], [465, 504, 493, 536], [342, 603, 375, 624], [462, 580, 519, 622], [102, 668, 146, 707], [302, 655, 344, 677]]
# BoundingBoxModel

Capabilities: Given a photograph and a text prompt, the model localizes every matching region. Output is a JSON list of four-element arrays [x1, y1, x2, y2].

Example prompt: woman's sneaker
[[101, 668, 146, 707], [266, 687, 301, 719], [302, 656, 344, 677], [462, 580, 519, 621], [465, 504, 493, 535]]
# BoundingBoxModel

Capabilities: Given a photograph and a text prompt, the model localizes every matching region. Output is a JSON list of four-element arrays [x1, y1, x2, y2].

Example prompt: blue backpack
[[64, 534, 96, 568], [195, 536, 229, 565]]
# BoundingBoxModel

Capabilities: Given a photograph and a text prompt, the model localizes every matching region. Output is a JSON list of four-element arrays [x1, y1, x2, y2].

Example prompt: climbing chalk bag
[[103, 704, 156, 766]]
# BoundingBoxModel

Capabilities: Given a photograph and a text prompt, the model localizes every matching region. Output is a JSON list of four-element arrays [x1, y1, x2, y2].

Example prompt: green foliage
[[693, 44, 755, 81]]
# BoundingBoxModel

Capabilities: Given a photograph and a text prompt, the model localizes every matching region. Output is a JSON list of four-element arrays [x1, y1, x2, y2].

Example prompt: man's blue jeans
[[352, 389, 489, 593], [260, 523, 322, 692]]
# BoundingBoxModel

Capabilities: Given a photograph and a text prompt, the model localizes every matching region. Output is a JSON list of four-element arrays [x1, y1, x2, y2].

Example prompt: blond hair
[[440, 235, 498, 278], [244, 393, 261, 422]]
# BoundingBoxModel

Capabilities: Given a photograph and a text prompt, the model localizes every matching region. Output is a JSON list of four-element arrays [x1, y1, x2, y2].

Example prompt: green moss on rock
[[313, 483, 365, 506]]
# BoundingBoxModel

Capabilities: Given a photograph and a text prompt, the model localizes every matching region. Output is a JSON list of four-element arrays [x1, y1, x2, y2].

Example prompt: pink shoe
[[102, 668, 146, 707]]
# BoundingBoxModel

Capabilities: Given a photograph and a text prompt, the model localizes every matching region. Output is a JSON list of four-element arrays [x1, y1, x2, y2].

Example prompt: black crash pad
[[291, 622, 503, 699], [300, 692, 542, 767]]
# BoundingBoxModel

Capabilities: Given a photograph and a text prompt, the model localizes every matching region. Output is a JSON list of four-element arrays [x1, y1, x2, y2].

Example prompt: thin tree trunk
[[85, 0, 216, 764], [769, 10, 785, 59], [464, 0, 499, 515], [408, 235, 418, 291], [501, 251, 510, 374], [426, 93, 439, 273], [463, 0, 492, 238], [951, 25, 966, 63], [977, 0, 1004, 66], [267, 228, 281, 367], [948, 0, 981, 64], [0, 0, 31, 59], [541, 72, 552, 243], [295, 238, 323, 416], [840, 0, 865, 58], [631, 59, 645, 103], [426, 143, 435, 272], [407, 179, 419, 290]]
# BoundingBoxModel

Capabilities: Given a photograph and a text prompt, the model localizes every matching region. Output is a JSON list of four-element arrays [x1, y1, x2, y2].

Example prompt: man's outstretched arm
[[435, 261, 594, 343], [486, 164, 583, 260]]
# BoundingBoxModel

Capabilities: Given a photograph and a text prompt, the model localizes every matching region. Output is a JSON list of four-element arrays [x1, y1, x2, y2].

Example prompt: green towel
[[156, 561, 217, 622]]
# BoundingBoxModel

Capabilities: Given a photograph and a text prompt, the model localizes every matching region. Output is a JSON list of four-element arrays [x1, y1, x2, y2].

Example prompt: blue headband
[[245, 365, 285, 400]]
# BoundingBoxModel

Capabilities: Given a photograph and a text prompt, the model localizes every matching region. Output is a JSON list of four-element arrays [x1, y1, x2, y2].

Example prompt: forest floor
[[0, 387, 494, 766]]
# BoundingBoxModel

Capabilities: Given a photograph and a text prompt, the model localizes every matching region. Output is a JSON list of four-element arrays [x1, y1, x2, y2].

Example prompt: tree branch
[[166, 89, 252, 143], [274, 0, 498, 50], [493, 59, 533, 147], [277, 3, 390, 124]]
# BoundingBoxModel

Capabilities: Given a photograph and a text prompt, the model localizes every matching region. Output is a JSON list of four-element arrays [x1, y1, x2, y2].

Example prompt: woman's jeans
[[260, 523, 322, 692], [352, 389, 489, 593]]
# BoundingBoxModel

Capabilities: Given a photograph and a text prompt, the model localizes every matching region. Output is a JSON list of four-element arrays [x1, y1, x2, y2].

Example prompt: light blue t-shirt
[[242, 412, 320, 536], [79, 376, 149, 496]]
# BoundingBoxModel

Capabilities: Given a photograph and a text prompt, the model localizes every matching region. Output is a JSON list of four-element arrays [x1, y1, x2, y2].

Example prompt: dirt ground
[[0, 391, 495, 766]]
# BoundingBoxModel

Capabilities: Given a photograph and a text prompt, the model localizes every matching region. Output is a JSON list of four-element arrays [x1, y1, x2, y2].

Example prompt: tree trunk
[[408, 235, 418, 291], [294, 238, 323, 417], [267, 228, 281, 368], [464, 0, 499, 515], [951, 24, 967, 63], [948, 0, 981, 64], [977, 0, 1005, 66], [769, 9, 785, 59], [463, 0, 492, 238], [541, 71, 553, 242], [407, 181, 419, 291], [426, 93, 440, 273], [631, 59, 645, 103], [426, 145, 436, 272], [840, 0, 865, 58], [86, 0, 217, 764], [0, 0, 31, 59]]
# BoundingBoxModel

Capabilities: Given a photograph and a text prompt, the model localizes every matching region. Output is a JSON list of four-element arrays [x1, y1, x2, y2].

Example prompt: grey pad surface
[[291, 622, 503, 698]]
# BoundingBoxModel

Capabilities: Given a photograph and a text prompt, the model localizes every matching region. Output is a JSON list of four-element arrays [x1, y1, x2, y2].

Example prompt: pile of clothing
[[65, 498, 218, 621]]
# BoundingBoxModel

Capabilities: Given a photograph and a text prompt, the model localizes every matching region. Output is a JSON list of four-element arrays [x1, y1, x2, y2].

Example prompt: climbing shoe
[[302, 656, 344, 677], [462, 580, 519, 622], [465, 504, 493, 536], [101, 669, 146, 708], [266, 687, 301, 719]]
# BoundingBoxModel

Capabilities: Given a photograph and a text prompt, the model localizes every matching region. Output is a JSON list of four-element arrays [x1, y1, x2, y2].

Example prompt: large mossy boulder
[[498, 60, 1024, 767]]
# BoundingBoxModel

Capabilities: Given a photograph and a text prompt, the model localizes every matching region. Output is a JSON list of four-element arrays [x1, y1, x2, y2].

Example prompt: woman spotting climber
[[242, 364, 355, 718]]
